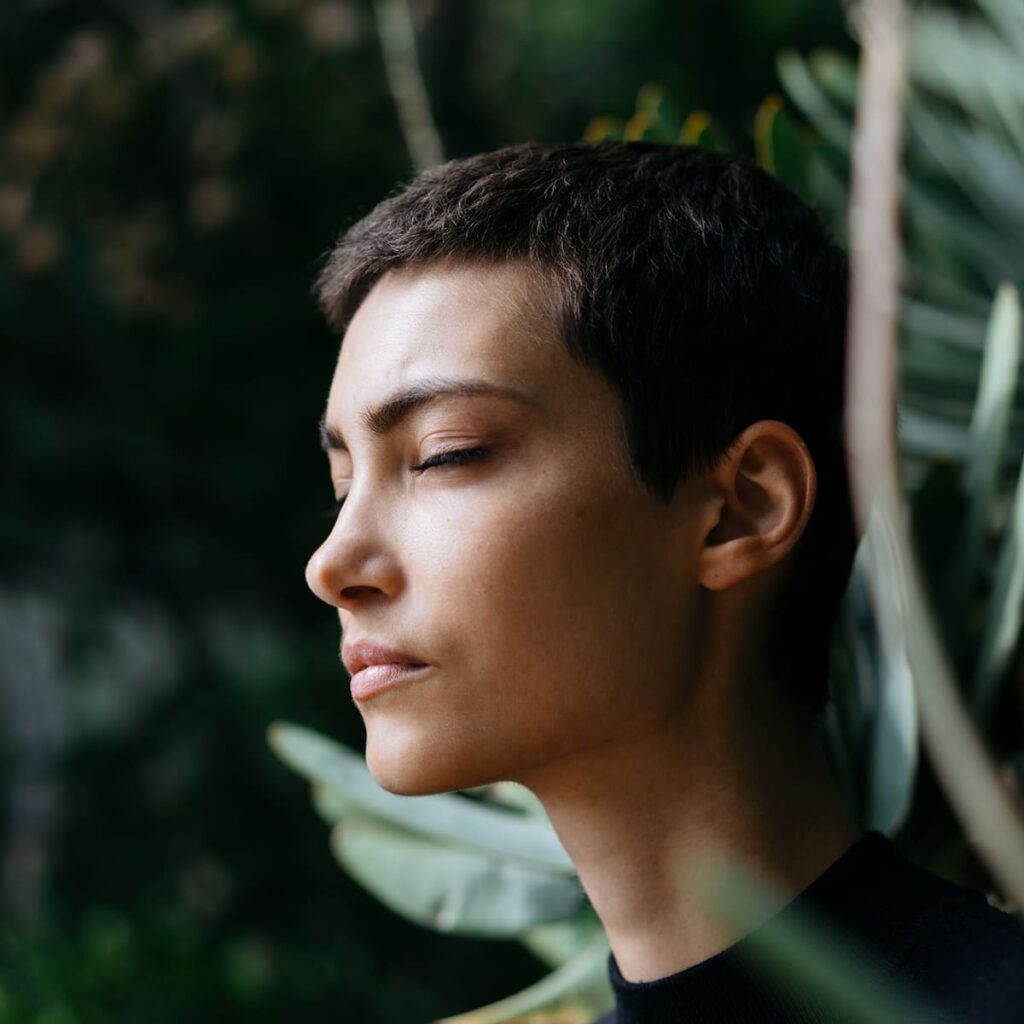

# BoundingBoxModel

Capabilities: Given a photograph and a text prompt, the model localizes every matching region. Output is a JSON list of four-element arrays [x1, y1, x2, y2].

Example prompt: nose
[[304, 492, 402, 611]]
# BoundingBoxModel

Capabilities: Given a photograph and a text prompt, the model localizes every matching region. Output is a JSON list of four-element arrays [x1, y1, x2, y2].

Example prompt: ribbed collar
[[605, 830, 913, 1024]]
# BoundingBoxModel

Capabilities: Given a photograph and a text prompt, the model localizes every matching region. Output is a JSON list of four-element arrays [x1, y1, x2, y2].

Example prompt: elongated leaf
[[268, 722, 573, 874], [330, 818, 585, 937], [521, 918, 604, 970], [807, 50, 858, 110], [904, 183, 1021, 286], [310, 780, 360, 823], [911, 12, 1024, 109], [972, 452, 1024, 720], [856, 535, 919, 835], [973, 293, 1024, 720], [910, 108, 1024, 230], [903, 301, 986, 350], [436, 931, 612, 1024], [977, 0, 1024, 48], [866, 646, 917, 834], [467, 781, 548, 819], [943, 285, 1023, 635], [753, 96, 811, 197], [898, 406, 971, 461], [776, 51, 852, 152]]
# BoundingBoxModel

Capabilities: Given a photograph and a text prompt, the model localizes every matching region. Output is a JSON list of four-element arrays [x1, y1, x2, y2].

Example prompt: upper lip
[[341, 639, 427, 676]]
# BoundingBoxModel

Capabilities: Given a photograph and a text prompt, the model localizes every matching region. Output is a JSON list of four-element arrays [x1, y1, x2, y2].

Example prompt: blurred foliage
[[0, 0, 854, 1021]]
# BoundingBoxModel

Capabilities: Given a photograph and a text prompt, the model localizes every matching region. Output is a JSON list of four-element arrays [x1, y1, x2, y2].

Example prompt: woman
[[305, 141, 1023, 1022]]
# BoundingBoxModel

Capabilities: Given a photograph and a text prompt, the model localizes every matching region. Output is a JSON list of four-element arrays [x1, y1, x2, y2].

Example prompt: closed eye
[[323, 447, 489, 519], [412, 447, 489, 472]]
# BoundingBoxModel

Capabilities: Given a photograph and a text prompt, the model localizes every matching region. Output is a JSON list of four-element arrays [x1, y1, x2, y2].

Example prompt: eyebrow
[[318, 377, 538, 453]]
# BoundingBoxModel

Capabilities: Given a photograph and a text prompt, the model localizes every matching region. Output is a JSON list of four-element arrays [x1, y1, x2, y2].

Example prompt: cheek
[[419, 479, 683, 723]]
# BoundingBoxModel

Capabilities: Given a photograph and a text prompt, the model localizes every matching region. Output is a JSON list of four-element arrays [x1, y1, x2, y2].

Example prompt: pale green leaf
[[267, 721, 573, 874], [776, 51, 852, 152], [943, 285, 1022, 636], [436, 931, 612, 1024], [330, 817, 585, 937]]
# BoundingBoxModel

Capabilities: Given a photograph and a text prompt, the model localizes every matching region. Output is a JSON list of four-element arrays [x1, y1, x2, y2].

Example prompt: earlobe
[[697, 421, 817, 592]]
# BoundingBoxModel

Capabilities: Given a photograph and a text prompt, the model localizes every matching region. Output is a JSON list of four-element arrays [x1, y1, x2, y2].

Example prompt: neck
[[517, 667, 861, 983]]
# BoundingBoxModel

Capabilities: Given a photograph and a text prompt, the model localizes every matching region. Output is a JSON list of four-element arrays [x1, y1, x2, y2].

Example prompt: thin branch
[[846, 0, 1024, 904], [373, 0, 445, 171]]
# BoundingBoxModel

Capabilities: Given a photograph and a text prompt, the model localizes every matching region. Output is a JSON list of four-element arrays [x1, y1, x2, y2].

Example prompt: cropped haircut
[[315, 141, 857, 713]]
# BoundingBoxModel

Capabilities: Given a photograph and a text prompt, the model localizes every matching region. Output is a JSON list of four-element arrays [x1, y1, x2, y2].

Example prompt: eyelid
[[322, 446, 486, 518], [412, 446, 489, 472]]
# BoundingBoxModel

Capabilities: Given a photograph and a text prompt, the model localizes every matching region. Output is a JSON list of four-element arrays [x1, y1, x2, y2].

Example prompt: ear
[[697, 421, 817, 592]]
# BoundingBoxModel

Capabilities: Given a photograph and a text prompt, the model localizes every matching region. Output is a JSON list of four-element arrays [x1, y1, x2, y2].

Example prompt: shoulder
[[898, 885, 1024, 1021], [879, 850, 1024, 1022]]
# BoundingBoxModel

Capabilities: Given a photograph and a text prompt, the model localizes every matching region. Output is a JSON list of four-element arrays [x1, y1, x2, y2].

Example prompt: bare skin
[[306, 259, 861, 984]]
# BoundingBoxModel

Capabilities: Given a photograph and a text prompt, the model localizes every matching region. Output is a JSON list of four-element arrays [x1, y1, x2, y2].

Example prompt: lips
[[341, 638, 428, 678]]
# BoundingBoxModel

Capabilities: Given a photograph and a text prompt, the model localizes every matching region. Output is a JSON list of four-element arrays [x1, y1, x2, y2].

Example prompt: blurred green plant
[[269, 1, 1024, 1020]]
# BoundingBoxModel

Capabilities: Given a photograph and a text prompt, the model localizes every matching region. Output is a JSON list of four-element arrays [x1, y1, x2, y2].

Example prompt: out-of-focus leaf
[[976, 0, 1024, 49], [866, 646, 917, 834], [267, 722, 574, 874], [521, 918, 603, 969], [330, 818, 585, 937], [972, 449, 1024, 720], [754, 96, 810, 197], [310, 780, 359, 823], [623, 110, 666, 142], [436, 930, 612, 1024], [911, 11, 1024, 121], [910, 459, 969, 600], [903, 301, 986, 351], [467, 781, 548, 819], [582, 116, 624, 142], [853, 537, 918, 835], [807, 50, 858, 110], [942, 285, 1022, 644], [904, 182, 1021, 286], [776, 51, 852, 151], [910, 108, 1024, 230], [678, 111, 729, 150], [972, 291, 1024, 720], [828, 559, 879, 822]]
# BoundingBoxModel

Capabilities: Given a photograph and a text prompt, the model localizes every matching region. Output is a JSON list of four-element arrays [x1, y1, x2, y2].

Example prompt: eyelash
[[324, 447, 489, 518]]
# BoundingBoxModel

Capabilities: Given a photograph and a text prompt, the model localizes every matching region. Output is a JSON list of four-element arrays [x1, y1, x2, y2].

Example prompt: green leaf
[[911, 11, 1024, 128], [851, 539, 918, 836], [436, 930, 612, 1024], [807, 50, 858, 110], [977, 0, 1024, 48], [941, 285, 1022, 647], [904, 182, 1021, 287], [903, 301, 986, 351], [972, 291, 1024, 719], [776, 50, 852, 152], [909, 108, 1024, 232], [267, 721, 574, 874], [521, 917, 604, 969], [330, 817, 585, 937], [754, 96, 811, 198]]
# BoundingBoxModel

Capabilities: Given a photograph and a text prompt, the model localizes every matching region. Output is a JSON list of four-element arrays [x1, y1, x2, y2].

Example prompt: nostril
[[340, 584, 380, 600]]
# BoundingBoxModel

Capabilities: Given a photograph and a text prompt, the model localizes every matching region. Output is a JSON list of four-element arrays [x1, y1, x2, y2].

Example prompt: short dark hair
[[315, 140, 856, 713]]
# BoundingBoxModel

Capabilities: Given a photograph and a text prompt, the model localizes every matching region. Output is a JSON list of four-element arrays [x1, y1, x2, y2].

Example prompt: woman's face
[[306, 261, 701, 796]]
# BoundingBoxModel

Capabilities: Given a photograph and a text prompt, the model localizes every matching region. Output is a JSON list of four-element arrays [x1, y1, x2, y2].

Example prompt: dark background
[[0, 1, 854, 1020]]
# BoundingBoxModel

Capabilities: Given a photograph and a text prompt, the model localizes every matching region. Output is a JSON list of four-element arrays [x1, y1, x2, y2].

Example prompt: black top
[[593, 830, 1024, 1023]]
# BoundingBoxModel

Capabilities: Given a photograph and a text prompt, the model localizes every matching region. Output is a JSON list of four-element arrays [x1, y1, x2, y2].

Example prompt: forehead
[[328, 260, 567, 408]]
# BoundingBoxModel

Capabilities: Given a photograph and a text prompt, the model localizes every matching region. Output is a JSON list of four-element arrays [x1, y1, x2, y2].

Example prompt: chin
[[363, 726, 496, 797]]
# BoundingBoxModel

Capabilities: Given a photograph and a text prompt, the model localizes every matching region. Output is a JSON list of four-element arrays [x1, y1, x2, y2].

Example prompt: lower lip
[[349, 663, 431, 701]]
